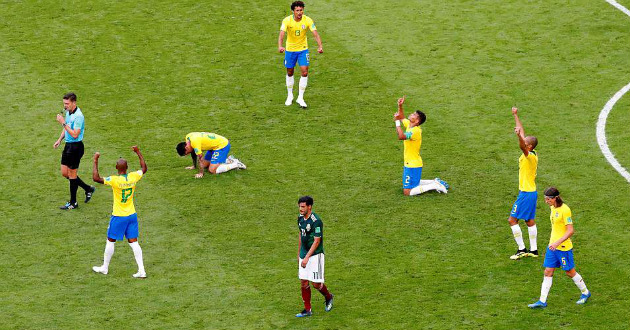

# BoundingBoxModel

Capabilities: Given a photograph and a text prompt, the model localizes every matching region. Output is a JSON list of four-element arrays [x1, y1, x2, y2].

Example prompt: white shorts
[[298, 253, 325, 283]]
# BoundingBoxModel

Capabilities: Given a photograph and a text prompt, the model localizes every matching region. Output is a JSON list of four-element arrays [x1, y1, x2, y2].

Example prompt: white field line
[[599, 0, 630, 184]]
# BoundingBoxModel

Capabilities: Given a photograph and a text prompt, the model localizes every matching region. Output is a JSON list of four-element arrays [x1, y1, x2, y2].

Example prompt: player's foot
[[510, 248, 529, 260], [325, 294, 334, 312], [60, 201, 78, 210], [528, 300, 547, 309], [434, 178, 450, 190], [227, 155, 236, 164], [85, 186, 96, 203], [92, 266, 108, 275], [133, 271, 147, 279], [576, 291, 591, 305], [527, 250, 539, 258], [285, 94, 294, 106], [296, 98, 307, 108], [433, 179, 448, 194], [295, 309, 312, 317], [236, 160, 247, 170]]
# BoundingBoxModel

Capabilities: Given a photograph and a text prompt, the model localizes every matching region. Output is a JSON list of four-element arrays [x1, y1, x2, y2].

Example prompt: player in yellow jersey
[[528, 187, 591, 308], [393, 96, 448, 196], [176, 132, 246, 179], [278, 1, 323, 108], [91, 146, 148, 278], [508, 107, 539, 260]]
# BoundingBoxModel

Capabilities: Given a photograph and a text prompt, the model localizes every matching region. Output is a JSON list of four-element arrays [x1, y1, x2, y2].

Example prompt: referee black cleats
[[85, 186, 96, 203], [60, 201, 78, 210]]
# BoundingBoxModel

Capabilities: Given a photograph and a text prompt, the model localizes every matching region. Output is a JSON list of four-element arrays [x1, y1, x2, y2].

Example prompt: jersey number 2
[[121, 188, 133, 203]]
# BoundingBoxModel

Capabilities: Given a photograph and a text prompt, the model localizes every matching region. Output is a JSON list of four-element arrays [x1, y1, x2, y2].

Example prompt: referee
[[53, 92, 95, 210]]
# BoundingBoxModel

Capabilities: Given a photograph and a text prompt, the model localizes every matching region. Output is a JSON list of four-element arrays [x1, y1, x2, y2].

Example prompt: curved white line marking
[[599, 0, 630, 184]]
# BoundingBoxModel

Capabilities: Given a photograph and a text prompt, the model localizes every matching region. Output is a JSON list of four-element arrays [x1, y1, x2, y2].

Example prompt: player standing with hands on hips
[[53, 92, 95, 210], [295, 196, 334, 317], [278, 1, 323, 108]]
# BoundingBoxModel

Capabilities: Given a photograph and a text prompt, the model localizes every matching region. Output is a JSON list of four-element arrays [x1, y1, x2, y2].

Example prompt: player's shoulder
[[560, 203, 571, 213], [310, 212, 322, 222], [283, 15, 292, 23], [303, 15, 314, 22], [130, 170, 144, 179]]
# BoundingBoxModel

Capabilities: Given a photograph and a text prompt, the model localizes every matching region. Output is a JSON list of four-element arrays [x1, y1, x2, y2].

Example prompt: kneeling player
[[176, 132, 246, 179], [295, 196, 334, 317], [393, 96, 448, 196], [92, 146, 148, 278], [528, 187, 591, 308]]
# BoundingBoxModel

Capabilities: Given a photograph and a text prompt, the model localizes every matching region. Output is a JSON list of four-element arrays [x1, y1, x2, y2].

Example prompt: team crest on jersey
[[306, 224, 311, 231], [302, 24, 305, 29]]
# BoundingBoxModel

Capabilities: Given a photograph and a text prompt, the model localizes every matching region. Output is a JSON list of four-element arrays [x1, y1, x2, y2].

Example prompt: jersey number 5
[[121, 188, 133, 203]]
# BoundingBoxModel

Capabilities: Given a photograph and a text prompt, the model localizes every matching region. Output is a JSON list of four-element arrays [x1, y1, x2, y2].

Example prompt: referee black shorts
[[61, 141, 84, 170]]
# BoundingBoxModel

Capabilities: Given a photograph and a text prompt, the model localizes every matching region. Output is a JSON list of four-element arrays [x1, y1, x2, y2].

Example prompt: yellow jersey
[[402, 119, 423, 168], [186, 132, 229, 156], [518, 151, 537, 192], [549, 203, 573, 251], [104, 170, 144, 217], [280, 15, 316, 52]]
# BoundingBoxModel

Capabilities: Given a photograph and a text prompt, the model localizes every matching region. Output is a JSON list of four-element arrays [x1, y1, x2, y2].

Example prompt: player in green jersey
[[295, 196, 334, 317]]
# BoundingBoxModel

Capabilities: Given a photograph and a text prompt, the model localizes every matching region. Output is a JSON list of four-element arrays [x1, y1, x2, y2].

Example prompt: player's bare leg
[[286, 68, 295, 106], [296, 66, 309, 108]]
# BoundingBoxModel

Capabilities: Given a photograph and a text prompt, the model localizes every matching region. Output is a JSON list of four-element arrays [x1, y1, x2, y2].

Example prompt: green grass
[[1, 1, 629, 329]]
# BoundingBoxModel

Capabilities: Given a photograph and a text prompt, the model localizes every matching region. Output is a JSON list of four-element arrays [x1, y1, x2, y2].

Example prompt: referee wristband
[[395, 120, 401, 127]]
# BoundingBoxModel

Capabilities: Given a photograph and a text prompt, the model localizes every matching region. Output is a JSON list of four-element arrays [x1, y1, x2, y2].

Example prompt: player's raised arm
[[132, 146, 148, 174], [92, 152, 104, 184], [394, 96, 407, 140], [512, 107, 529, 155]]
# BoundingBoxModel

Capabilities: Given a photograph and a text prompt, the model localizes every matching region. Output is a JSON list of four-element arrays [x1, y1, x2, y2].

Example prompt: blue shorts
[[203, 142, 231, 164], [403, 167, 423, 189], [543, 247, 575, 271], [284, 49, 310, 68], [510, 191, 537, 220], [107, 213, 139, 241]]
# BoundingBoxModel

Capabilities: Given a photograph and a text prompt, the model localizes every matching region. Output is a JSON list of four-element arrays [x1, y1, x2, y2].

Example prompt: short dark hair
[[176, 142, 187, 156], [291, 1, 305, 10], [544, 187, 563, 206], [416, 110, 426, 125], [63, 92, 77, 102], [298, 195, 313, 206], [528, 136, 538, 150]]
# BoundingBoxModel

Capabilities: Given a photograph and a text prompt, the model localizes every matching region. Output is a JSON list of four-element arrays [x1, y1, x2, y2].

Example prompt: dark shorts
[[61, 141, 84, 170]]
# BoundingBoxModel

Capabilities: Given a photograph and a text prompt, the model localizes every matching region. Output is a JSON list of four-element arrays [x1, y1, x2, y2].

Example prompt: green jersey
[[298, 212, 324, 259]]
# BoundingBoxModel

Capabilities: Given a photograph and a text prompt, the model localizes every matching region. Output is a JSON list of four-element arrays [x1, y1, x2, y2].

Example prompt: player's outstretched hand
[[131, 145, 140, 153], [512, 107, 518, 115], [278, 46, 285, 53], [317, 46, 323, 53], [94, 152, 100, 161], [195, 173, 204, 179]]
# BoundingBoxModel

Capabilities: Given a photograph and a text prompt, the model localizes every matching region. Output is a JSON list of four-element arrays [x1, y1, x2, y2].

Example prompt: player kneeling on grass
[[393, 96, 449, 196], [528, 187, 591, 309], [176, 132, 246, 179], [295, 196, 334, 317], [92, 146, 148, 278]]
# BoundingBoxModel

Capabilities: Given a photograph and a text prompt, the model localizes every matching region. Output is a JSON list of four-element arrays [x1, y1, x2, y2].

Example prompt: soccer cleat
[[236, 160, 247, 170], [528, 300, 547, 309], [576, 291, 591, 305], [133, 271, 147, 279], [85, 186, 96, 203], [285, 94, 294, 106], [295, 309, 312, 318], [325, 294, 334, 312], [434, 179, 448, 194], [434, 178, 450, 190], [92, 266, 108, 275], [510, 249, 529, 260], [60, 201, 78, 210], [296, 98, 308, 108], [527, 250, 539, 258], [227, 155, 236, 164]]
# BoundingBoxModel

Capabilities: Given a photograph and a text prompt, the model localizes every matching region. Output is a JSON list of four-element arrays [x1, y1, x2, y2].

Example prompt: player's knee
[[301, 72, 308, 77], [543, 268, 554, 277], [208, 166, 218, 174], [312, 283, 322, 290], [403, 189, 411, 196], [107, 238, 116, 242]]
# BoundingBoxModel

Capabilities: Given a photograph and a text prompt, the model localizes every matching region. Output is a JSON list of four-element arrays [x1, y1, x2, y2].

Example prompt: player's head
[[525, 136, 538, 151], [298, 195, 313, 215], [409, 110, 426, 126], [62, 92, 77, 111], [116, 158, 128, 174], [176, 142, 191, 156], [291, 1, 304, 18], [544, 187, 563, 207]]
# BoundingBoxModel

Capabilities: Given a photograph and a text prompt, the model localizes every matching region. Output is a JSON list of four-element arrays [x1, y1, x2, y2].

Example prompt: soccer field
[[1, 0, 629, 329]]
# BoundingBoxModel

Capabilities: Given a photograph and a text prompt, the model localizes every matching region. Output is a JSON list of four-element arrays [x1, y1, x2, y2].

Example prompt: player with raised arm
[[278, 1, 323, 108], [508, 107, 539, 260], [393, 96, 448, 196], [528, 187, 591, 308], [92, 146, 148, 278], [176, 132, 246, 179], [295, 196, 334, 318]]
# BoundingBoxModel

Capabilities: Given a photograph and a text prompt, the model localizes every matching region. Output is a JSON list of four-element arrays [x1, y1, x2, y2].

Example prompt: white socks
[[286, 75, 294, 95], [540, 276, 553, 303], [409, 181, 441, 196], [572, 273, 589, 294], [129, 241, 145, 274], [102, 240, 115, 269], [215, 162, 239, 174], [298, 76, 308, 100], [511, 224, 526, 250], [528, 225, 538, 251]]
